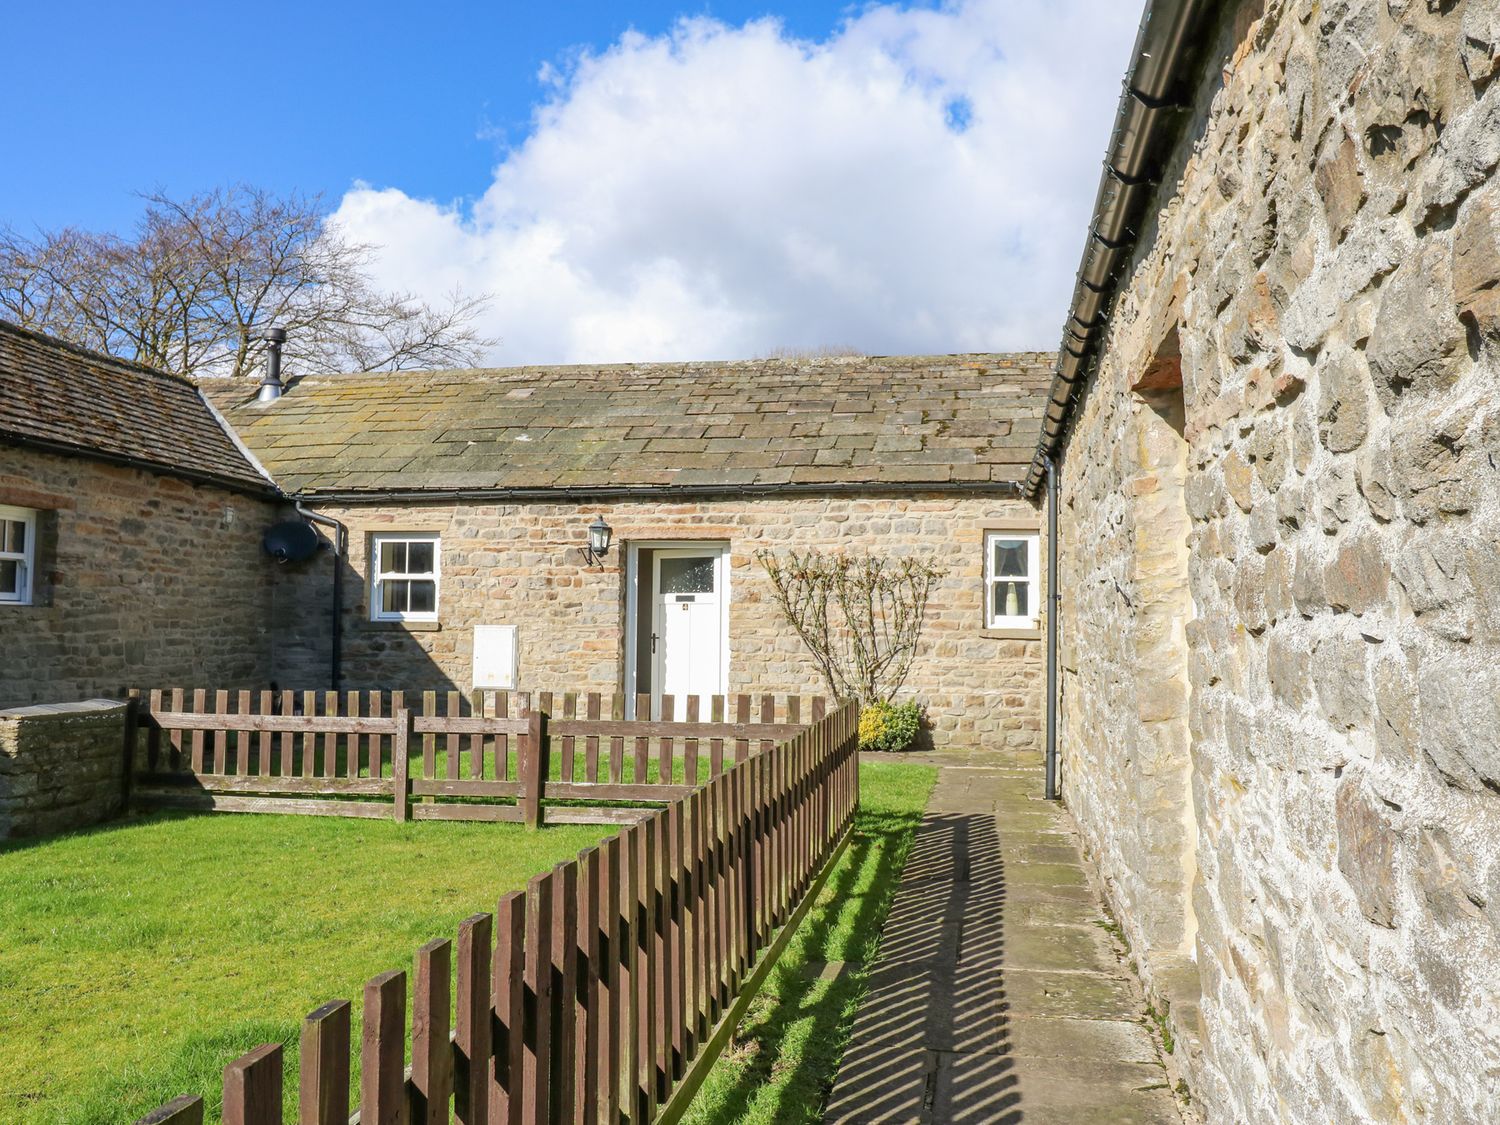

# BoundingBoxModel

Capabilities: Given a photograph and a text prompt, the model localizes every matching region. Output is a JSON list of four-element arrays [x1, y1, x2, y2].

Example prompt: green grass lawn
[[2, 757, 934, 1125], [0, 812, 611, 1124], [685, 757, 937, 1124]]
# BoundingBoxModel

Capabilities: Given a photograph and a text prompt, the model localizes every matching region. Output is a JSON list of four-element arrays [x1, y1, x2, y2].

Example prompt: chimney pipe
[[255, 326, 287, 403]]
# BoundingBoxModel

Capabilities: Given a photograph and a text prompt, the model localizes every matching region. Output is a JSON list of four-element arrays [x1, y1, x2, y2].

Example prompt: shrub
[[858, 700, 923, 753], [756, 549, 947, 706]]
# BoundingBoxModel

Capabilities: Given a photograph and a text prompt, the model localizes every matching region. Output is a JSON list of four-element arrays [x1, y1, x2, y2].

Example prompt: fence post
[[521, 709, 547, 829], [299, 1000, 351, 1125], [223, 1043, 283, 1125], [392, 709, 413, 823], [122, 693, 140, 811]]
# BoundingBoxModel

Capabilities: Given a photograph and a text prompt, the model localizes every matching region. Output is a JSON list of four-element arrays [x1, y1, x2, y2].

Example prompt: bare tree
[[756, 550, 946, 705], [0, 185, 493, 378]]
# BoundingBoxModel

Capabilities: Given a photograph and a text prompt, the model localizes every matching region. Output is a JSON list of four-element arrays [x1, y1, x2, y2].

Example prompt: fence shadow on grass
[[684, 791, 930, 1123]]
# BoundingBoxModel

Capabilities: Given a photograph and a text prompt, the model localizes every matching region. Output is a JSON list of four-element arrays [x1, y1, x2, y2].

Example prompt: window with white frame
[[984, 530, 1039, 630], [0, 505, 37, 606], [370, 533, 440, 621]]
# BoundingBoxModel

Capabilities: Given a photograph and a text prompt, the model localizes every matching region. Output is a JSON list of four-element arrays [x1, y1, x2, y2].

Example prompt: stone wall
[[0, 446, 281, 708], [273, 493, 1044, 751], [1058, 1, 1500, 1121], [0, 699, 128, 839]]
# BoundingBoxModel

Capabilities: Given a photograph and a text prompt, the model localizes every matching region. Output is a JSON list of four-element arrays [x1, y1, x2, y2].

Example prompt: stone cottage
[[0, 323, 282, 705], [199, 354, 1052, 751], [1030, 0, 1500, 1121]]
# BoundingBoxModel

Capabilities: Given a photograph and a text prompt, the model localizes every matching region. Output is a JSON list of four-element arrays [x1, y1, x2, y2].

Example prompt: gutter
[[287, 478, 1026, 506], [1023, 0, 1220, 498]]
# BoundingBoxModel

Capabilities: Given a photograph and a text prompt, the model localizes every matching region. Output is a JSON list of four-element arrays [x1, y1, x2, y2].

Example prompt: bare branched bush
[[0, 185, 494, 379], [756, 549, 946, 706]]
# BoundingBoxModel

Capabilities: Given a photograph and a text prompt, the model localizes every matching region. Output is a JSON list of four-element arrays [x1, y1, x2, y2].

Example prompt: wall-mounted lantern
[[580, 515, 613, 567]]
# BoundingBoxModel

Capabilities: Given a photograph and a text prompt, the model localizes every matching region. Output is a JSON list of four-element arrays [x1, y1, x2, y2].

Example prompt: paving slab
[[824, 756, 1188, 1125]]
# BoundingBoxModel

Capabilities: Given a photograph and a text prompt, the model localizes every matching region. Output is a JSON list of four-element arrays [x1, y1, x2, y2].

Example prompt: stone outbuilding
[[1028, 1, 1500, 1121]]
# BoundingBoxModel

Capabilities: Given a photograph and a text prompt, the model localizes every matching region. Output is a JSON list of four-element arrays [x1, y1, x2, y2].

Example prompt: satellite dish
[[262, 520, 320, 563]]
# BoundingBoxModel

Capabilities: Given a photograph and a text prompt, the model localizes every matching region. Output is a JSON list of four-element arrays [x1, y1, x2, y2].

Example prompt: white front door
[[651, 549, 725, 711]]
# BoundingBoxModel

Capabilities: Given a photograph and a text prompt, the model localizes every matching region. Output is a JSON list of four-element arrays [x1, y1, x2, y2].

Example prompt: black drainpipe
[[294, 502, 345, 694], [1045, 454, 1060, 800]]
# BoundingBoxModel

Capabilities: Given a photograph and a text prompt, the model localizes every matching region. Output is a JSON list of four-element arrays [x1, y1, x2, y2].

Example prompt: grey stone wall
[[272, 494, 1045, 752], [1058, 1, 1500, 1121], [0, 700, 128, 839], [0, 446, 282, 708]]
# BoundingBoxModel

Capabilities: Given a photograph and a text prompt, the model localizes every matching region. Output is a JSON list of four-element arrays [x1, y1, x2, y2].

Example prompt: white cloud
[[330, 1, 1139, 365]]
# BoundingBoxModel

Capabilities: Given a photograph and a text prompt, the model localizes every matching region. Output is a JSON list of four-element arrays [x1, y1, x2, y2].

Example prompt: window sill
[[981, 626, 1042, 641], [366, 618, 442, 633]]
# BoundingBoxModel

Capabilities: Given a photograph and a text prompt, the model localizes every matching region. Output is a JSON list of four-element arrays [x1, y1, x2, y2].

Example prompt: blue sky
[[5, 0, 866, 232], [6, 1, 1139, 363]]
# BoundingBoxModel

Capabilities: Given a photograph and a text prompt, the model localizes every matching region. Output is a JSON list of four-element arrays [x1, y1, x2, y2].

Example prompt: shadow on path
[[824, 812, 1017, 1124]]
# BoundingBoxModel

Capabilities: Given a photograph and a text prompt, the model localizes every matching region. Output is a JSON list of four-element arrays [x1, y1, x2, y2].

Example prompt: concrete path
[[824, 752, 1188, 1124]]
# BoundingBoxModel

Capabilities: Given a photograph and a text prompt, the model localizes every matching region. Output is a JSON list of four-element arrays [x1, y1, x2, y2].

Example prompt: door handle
[[651, 632, 658, 653]]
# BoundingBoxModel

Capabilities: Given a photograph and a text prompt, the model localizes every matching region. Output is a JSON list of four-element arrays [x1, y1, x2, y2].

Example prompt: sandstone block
[[1452, 186, 1500, 340], [1366, 238, 1466, 409], [1335, 775, 1399, 929], [1417, 658, 1500, 790], [1313, 633, 1371, 731], [1418, 82, 1500, 222], [1324, 533, 1389, 615], [1314, 133, 1366, 243], [1225, 448, 1255, 512], [1461, 0, 1500, 87], [1355, 441, 1399, 522], [1317, 345, 1374, 453]]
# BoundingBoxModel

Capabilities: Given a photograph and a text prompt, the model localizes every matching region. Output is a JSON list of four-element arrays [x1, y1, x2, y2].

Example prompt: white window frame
[[370, 532, 441, 623], [0, 504, 37, 606], [984, 530, 1040, 630]]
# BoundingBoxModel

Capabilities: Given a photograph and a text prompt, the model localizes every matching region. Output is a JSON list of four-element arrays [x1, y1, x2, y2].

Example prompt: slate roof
[[201, 354, 1054, 497], [0, 321, 275, 495]]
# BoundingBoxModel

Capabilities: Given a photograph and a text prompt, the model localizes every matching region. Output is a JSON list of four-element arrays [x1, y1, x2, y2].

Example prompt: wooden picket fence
[[127, 690, 820, 827], [135, 700, 861, 1125]]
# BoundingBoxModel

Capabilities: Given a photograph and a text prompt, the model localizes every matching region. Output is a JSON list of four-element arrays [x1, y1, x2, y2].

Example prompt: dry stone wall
[[1059, 1, 1500, 1121], [272, 494, 1043, 752], [0, 446, 280, 708], [0, 699, 128, 839]]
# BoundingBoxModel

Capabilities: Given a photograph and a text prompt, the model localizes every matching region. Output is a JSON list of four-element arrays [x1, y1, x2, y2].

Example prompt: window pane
[[993, 539, 1027, 578], [2, 520, 24, 554], [406, 541, 435, 575], [0, 559, 17, 596], [660, 556, 715, 594], [382, 540, 408, 575], [992, 580, 1029, 620], [409, 580, 436, 614], [381, 579, 408, 614]]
